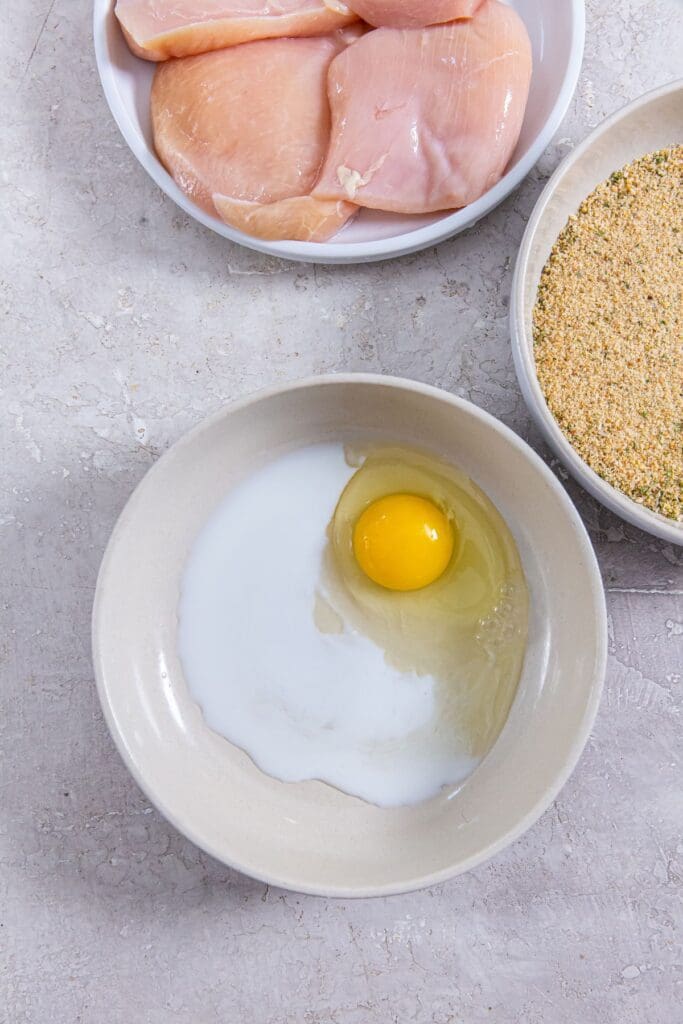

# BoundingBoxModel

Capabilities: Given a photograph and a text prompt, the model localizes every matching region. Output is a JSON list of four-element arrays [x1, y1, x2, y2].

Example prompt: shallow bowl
[[511, 80, 683, 546], [93, 0, 585, 263], [92, 375, 606, 897]]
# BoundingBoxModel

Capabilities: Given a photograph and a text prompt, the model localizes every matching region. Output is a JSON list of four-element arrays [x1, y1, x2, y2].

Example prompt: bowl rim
[[92, 0, 586, 265], [92, 373, 607, 897], [510, 78, 683, 547]]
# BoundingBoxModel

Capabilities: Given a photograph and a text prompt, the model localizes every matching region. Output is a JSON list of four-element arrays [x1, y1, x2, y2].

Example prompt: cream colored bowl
[[511, 80, 683, 545], [92, 376, 606, 896]]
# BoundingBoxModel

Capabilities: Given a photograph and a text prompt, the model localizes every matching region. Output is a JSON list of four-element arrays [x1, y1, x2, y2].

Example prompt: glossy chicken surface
[[151, 34, 356, 240], [313, 0, 532, 214], [115, 0, 357, 60], [346, 0, 482, 29], [212, 195, 355, 242]]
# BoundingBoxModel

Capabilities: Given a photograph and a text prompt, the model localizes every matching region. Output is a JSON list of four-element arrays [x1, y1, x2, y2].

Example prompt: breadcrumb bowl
[[511, 80, 683, 545]]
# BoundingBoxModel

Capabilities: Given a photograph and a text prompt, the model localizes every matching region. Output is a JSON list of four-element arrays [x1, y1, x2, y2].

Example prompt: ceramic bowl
[[93, 0, 585, 264], [511, 80, 683, 546], [92, 375, 606, 897]]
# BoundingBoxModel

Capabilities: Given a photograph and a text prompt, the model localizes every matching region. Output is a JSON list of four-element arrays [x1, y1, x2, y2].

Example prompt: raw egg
[[324, 445, 529, 764], [353, 493, 454, 591]]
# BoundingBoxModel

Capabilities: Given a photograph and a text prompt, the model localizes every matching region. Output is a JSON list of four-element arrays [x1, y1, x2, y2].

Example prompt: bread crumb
[[533, 146, 682, 521]]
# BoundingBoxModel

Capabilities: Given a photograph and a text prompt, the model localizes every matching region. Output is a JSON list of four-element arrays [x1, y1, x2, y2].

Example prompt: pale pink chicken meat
[[346, 0, 483, 29], [115, 0, 358, 61], [151, 34, 356, 241], [212, 195, 353, 242], [313, 0, 532, 214]]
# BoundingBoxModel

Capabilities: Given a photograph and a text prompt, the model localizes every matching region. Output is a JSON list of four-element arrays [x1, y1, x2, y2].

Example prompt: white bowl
[[511, 80, 683, 546], [92, 375, 606, 897], [93, 0, 585, 264]]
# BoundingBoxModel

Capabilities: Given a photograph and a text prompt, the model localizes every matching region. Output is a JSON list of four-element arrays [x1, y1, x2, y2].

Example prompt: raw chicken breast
[[313, 0, 532, 214], [115, 0, 358, 61], [151, 35, 356, 241], [346, 0, 483, 29], [212, 195, 353, 241]]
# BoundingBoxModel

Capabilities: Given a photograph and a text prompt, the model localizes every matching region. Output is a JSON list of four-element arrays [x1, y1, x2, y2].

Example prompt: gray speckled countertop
[[2, 2, 683, 1021]]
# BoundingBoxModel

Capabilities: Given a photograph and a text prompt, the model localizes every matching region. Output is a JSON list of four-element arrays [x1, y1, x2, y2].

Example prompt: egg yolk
[[353, 493, 454, 592]]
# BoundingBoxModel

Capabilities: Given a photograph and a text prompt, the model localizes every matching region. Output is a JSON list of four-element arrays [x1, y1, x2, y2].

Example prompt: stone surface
[[2, 1, 682, 1021]]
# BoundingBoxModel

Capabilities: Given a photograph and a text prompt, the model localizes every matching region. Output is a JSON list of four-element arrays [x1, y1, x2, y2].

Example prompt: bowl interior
[[93, 378, 606, 896], [513, 82, 683, 544], [94, 0, 584, 262]]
